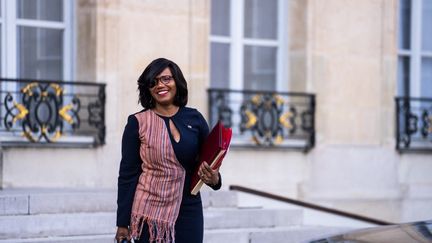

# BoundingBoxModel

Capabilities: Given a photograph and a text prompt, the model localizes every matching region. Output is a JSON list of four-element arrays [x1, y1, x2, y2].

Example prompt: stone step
[[0, 212, 115, 240], [204, 208, 302, 229], [0, 189, 237, 216], [0, 208, 302, 239], [0, 226, 349, 243], [0, 234, 113, 243], [204, 226, 350, 243]]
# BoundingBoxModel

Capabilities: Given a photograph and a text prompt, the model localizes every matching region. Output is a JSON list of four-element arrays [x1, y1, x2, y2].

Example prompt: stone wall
[[1, 0, 211, 189], [1, 0, 431, 223]]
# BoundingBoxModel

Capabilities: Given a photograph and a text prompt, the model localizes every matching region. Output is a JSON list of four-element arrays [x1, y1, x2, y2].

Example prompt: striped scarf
[[130, 110, 185, 242]]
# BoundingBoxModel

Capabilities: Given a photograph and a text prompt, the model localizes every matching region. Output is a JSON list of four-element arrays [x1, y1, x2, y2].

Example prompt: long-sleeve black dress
[[116, 107, 221, 243]]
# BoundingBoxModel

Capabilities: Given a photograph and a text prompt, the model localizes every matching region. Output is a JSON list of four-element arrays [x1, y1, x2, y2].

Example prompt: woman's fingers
[[198, 162, 219, 185], [115, 227, 130, 242]]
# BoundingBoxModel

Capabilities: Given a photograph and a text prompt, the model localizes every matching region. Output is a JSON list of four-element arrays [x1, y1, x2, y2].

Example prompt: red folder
[[190, 121, 232, 195]]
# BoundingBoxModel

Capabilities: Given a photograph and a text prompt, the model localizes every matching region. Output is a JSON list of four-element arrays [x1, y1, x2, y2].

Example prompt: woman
[[115, 58, 221, 243]]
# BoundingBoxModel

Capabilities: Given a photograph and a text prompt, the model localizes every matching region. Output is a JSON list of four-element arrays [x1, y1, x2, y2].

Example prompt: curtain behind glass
[[422, 0, 432, 51], [398, 0, 410, 97], [0, 1, 2, 77], [244, 0, 277, 39], [421, 58, 432, 98], [17, 27, 63, 80], [211, 0, 230, 36], [398, 57, 410, 97], [399, 0, 411, 50], [17, 0, 63, 21], [211, 43, 230, 89], [210, 0, 231, 88], [244, 46, 276, 91], [16, 0, 64, 80]]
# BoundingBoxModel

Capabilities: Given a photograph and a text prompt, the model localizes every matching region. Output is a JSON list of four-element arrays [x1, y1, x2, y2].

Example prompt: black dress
[[116, 107, 221, 243]]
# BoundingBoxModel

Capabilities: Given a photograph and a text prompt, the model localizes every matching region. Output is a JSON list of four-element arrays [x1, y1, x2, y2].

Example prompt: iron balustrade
[[208, 89, 315, 151], [396, 97, 432, 152], [0, 78, 106, 147], [230, 185, 394, 225]]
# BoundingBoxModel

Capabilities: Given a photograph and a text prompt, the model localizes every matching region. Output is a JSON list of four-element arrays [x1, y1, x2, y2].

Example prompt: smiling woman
[[148, 69, 178, 108], [115, 58, 222, 243]]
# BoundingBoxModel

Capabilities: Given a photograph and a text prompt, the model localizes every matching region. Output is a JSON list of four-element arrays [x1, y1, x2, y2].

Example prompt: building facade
[[0, 0, 431, 223]]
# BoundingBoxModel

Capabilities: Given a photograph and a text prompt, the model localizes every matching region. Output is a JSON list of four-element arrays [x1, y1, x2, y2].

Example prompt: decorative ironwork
[[396, 97, 432, 152], [1, 78, 106, 147], [87, 85, 106, 145], [208, 89, 315, 151]]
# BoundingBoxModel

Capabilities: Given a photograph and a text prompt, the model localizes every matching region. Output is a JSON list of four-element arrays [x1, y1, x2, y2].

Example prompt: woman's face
[[150, 67, 177, 106]]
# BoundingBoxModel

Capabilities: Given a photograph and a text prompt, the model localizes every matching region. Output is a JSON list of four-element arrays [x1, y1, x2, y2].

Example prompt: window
[[398, 0, 432, 98], [0, 1, 105, 147], [0, 2, 2, 77], [1, 0, 74, 80], [210, 0, 288, 91], [396, 0, 432, 152]]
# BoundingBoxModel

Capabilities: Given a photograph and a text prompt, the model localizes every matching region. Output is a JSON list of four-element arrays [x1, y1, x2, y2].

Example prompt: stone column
[[300, 0, 401, 222]]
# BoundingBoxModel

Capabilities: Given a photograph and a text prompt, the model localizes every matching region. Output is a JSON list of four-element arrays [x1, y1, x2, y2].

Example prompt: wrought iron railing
[[230, 185, 393, 225], [208, 89, 315, 151], [396, 97, 432, 152], [0, 78, 106, 147]]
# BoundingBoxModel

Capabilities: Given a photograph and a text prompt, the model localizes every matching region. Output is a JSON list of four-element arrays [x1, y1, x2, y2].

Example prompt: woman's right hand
[[115, 227, 130, 243]]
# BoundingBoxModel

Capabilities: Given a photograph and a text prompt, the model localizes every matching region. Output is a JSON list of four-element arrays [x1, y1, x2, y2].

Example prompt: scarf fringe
[[131, 214, 176, 243]]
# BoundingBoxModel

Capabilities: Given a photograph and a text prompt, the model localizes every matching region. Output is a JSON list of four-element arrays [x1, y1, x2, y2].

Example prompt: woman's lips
[[157, 90, 169, 95]]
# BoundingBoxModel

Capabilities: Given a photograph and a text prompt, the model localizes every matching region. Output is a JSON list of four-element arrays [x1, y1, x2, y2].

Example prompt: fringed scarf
[[131, 110, 185, 242]]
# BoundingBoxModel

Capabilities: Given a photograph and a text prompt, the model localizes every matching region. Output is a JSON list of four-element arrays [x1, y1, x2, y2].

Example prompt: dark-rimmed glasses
[[148, 75, 174, 88]]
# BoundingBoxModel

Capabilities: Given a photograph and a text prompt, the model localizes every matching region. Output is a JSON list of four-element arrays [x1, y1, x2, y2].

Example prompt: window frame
[[210, 0, 289, 92], [0, 0, 75, 80], [398, 0, 432, 98]]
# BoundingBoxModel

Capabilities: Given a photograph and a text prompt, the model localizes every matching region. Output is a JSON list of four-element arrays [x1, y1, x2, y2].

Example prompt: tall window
[[398, 0, 432, 98], [1, 0, 73, 80], [210, 0, 287, 91], [0, 1, 3, 76]]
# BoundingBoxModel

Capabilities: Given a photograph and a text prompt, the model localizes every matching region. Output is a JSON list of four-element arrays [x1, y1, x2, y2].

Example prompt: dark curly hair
[[137, 58, 188, 109]]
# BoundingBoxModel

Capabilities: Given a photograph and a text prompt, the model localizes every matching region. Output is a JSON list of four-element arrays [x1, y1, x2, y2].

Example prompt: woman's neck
[[153, 104, 179, 117]]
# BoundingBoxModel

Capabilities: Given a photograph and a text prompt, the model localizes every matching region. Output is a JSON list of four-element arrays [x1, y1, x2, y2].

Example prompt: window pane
[[17, 27, 63, 80], [244, 46, 277, 90], [210, 43, 230, 88], [211, 0, 230, 36], [17, 0, 63, 21], [398, 56, 410, 96], [422, 0, 432, 51], [398, 0, 411, 50], [421, 58, 432, 97], [244, 0, 277, 39]]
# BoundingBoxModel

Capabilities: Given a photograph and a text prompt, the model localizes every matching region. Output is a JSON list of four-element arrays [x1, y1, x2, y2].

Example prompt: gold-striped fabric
[[130, 110, 185, 242]]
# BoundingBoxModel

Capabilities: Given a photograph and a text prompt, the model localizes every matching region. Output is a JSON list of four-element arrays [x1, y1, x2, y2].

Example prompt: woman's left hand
[[198, 161, 219, 186]]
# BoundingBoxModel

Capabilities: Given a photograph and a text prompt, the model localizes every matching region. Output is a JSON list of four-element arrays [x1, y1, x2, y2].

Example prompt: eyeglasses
[[148, 75, 174, 88]]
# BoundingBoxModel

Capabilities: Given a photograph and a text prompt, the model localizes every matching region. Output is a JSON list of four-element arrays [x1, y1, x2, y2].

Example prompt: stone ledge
[[0, 208, 303, 239], [0, 195, 29, 216], [0, 189, 237, 215]]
